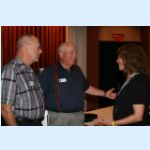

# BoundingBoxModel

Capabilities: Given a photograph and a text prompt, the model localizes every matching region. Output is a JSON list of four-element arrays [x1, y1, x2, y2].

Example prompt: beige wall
[[66, 26, 87, 76], [65, 26, 141, 77], [99, 26, 141, 41]]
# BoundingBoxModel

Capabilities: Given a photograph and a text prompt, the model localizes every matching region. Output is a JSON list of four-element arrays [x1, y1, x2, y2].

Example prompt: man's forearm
[[2, 113, 17, 126], [85, 85, 105, 96], [2, 105, 17, 126]]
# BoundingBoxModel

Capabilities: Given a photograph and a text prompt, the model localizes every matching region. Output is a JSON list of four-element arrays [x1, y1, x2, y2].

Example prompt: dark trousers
[[16, 118, 43, 126], [1, 116, 43, 126], [1, 116, 6, 126]]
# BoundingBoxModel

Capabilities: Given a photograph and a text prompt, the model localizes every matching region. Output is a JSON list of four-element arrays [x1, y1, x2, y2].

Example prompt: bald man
[[1, 35, 45, 126]]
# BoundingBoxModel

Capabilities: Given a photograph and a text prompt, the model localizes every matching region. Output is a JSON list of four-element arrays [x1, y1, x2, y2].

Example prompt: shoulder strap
[[53, 64, 61, 112]]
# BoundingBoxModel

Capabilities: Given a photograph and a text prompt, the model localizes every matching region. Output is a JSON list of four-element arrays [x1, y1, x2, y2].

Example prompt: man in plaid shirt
[[1, 35, 45, 126]]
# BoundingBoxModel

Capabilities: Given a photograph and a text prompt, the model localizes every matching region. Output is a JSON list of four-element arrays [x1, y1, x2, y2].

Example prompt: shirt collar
[[15, 57, 33, 72], [58, 62, 75, 73]]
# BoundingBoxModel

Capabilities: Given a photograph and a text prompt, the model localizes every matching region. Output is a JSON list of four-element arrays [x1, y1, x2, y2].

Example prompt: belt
[[16, 117, 43, 123]]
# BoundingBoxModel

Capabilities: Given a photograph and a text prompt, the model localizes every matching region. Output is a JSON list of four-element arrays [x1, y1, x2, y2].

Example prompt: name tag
[[29, 81, 34, 86], [58, 78, 67, 83]]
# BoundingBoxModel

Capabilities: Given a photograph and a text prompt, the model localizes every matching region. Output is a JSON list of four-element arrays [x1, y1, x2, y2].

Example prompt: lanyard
[[118, 72, 139, 95]]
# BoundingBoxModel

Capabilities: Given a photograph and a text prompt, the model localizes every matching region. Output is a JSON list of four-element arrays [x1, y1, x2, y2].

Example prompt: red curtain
[[1, 26, 66, 71]]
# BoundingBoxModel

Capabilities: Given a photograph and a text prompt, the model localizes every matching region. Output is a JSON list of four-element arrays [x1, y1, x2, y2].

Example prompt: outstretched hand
[[105, 88, 117, 99]]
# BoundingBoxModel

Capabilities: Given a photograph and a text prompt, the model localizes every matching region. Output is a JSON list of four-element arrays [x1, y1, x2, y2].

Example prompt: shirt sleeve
[[131, 75, 150, 105], [1, 65, 17, 105], [75, 65, 90, 91]]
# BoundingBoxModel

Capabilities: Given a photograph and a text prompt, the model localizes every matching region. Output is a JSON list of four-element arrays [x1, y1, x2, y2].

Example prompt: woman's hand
[[94, 118, 113, 126]]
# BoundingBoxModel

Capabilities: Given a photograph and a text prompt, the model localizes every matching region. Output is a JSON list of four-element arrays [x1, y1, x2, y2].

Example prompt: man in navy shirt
[[39, 42, 116, 126]]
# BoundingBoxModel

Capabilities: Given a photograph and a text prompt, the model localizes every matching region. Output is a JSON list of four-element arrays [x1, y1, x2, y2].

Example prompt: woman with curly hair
[[99, 43, 150, 126]]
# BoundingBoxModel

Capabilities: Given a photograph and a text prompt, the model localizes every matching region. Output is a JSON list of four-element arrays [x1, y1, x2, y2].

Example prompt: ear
[[59, 51, 64, 58]]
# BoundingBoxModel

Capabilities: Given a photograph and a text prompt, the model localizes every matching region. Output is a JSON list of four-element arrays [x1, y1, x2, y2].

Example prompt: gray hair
[[17, 35, 37, 50], [58, 42, 76, 53]]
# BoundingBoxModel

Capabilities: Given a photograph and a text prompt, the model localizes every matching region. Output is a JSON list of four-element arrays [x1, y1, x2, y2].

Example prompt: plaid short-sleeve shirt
[[1, 57, 45, 119]]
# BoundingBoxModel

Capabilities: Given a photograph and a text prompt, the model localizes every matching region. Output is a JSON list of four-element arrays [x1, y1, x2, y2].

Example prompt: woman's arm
[[114, 104, 144, 125], [98, 104, 145, 126]]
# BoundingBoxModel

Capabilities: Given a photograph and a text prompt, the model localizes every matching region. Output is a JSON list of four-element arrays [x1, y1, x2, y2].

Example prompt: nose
[[39, 49, 42, 54], [116, 58, 119, 63], [75, 53, 77, 58], [74, 51, 77, 57]]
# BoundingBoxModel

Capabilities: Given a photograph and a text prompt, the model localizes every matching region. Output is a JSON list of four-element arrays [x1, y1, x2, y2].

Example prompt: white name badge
[[29, 81, 34, 86], [58, 78, 67, 83]]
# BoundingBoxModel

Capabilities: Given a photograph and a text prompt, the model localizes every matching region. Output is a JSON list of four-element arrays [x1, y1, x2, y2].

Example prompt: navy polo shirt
[[39, 63, 89, 112]]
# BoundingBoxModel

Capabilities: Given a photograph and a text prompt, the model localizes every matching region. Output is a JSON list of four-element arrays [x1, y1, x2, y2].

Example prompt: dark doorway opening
[[99, 42, 126, 108]]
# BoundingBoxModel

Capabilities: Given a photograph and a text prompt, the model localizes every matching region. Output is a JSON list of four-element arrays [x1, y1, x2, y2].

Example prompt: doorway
[[99, 42, 126, 108]]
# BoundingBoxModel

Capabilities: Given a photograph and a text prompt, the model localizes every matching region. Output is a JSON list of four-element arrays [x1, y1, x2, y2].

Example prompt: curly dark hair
[[117, 43, 149, 76]]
